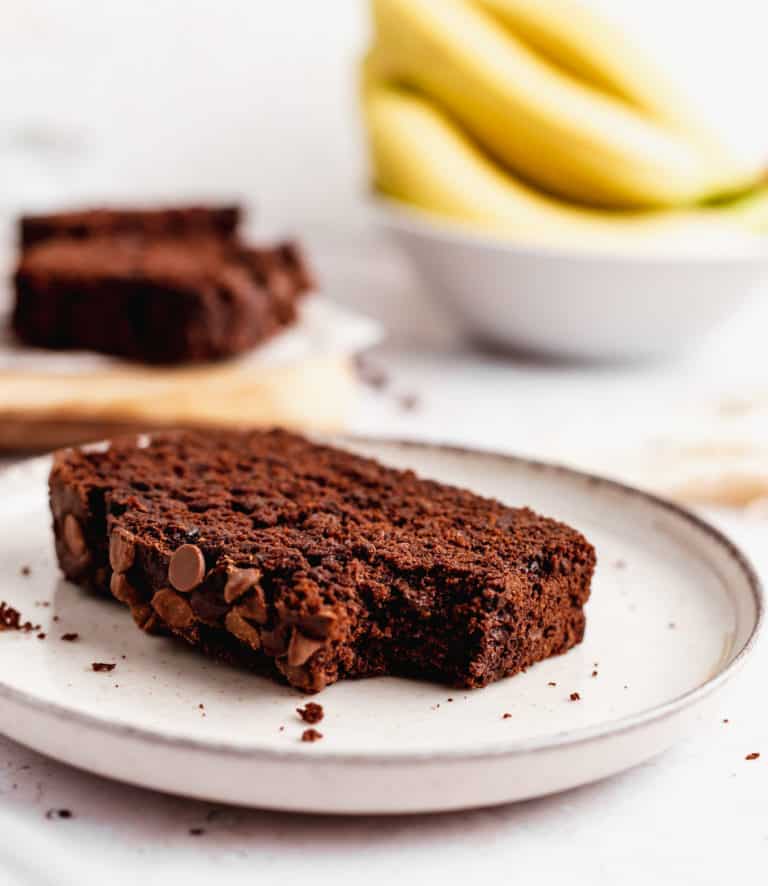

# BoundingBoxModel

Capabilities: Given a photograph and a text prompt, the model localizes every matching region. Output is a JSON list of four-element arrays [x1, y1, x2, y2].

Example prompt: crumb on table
[[399, 393, 420, 412], [297, 702, 324, 724], [0, 601, 40, 633], [45, 809, 73, 820]]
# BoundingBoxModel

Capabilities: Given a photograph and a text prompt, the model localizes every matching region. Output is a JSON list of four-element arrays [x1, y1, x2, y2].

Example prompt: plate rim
[[0, 437, 762, 766]]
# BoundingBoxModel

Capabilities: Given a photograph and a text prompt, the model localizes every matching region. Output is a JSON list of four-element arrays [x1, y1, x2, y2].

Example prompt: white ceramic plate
[[0, 440, 761, 814]]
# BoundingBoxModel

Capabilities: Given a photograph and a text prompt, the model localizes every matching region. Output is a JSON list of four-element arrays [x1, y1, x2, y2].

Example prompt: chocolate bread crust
[[13, 236, 312, 364], [19, 205, 241, 248], [49, 431, 596, 692]]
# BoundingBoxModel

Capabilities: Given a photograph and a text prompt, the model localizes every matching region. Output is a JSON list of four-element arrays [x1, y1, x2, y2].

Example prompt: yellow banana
[[362, 82, 767, 252], [369, 0, 759, 209], [475, 0, 710, 134]]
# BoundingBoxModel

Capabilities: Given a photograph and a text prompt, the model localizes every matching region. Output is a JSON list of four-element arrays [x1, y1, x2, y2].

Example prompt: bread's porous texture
[[50, 430, 596, 692]]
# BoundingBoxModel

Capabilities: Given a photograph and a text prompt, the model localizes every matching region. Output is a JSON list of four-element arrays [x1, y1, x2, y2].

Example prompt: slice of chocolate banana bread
[[49, 430, 596, 692], [13, 235, 313, 364], [19, 205, 241, 248]]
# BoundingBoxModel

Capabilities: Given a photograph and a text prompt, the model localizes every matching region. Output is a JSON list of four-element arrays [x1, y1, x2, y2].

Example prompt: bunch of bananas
[[361, 0, 768, 250]]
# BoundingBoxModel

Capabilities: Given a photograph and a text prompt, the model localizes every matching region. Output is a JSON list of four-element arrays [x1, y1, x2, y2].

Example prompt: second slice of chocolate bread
[[49, 430, 596, 692], [13, 235, 312, 364]]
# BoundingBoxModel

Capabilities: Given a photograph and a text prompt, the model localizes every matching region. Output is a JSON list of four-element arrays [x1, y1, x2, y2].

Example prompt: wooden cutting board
[[0, 355, 356, 451], [0, 299, 378, 452]]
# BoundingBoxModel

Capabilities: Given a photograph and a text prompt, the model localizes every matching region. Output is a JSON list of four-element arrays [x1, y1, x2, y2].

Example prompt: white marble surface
[[4, 200, 768, 886], [4, 1, 768, 880], [3, 247, 768, 881]]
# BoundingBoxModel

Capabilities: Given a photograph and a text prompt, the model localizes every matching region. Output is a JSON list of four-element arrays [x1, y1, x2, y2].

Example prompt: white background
[[5, 0, 768, 346], [3, 0, 768, 235], [3, 3, 768, 883]]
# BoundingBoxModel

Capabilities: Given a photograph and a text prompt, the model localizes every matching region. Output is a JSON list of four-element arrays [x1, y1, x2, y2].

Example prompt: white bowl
[[375, 199, 768, 362]]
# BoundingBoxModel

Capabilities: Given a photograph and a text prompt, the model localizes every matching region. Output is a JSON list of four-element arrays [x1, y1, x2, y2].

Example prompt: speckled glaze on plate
[[0, 439, 761, 813]]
